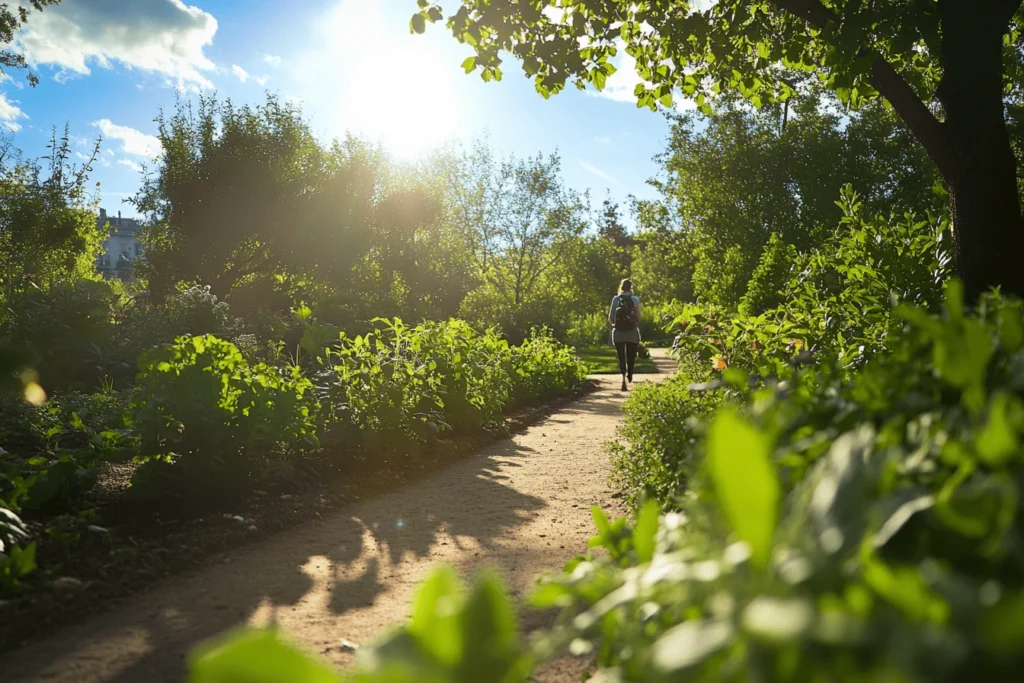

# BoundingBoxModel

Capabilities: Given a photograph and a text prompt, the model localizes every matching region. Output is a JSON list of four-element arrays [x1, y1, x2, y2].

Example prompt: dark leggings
[[615, 341, 638, 377]]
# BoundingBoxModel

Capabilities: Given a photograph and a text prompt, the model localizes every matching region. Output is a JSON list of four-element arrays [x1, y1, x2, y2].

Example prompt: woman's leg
[[615, 341, 628, 390], [626, 342, 638, 381]]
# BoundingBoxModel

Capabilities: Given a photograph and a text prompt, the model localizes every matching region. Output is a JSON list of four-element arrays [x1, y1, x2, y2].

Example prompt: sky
[[0, 0, 674, 220]]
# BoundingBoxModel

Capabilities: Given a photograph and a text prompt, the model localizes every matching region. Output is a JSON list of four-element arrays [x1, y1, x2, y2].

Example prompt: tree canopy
[[414, 0, 1024, 301], [0, 1, 60, 86]]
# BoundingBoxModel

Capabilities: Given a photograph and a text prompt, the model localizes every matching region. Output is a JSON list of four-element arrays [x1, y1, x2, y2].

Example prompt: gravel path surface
[[3, 350, 674, 683]]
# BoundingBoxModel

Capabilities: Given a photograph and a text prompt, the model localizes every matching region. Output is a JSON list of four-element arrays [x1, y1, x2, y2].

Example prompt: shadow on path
[[3, 381, 630, 683]]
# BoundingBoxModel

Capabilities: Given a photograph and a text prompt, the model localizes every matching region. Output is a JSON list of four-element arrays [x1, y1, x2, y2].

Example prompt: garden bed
[[0, 379, 599, 652]]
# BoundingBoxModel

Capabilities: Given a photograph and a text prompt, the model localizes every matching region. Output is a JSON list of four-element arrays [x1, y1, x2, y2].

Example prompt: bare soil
[[1, 351, 673, 683]]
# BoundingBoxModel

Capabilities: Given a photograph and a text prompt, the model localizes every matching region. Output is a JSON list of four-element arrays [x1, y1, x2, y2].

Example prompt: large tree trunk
[[937, 2, 1024, 302]]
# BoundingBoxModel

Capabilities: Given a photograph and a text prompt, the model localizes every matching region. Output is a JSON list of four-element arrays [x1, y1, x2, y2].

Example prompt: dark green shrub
[[130, 334, 319, 496], [1, 279, 126, 390], [738, 232, 795, 316]]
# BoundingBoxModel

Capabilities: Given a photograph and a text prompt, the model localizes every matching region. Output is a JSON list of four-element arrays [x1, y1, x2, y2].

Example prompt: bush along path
[[0, 322, 590, 642], [0, 354, 671, 683]]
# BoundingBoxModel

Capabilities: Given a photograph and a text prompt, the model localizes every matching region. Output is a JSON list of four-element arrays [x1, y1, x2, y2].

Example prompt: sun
[[310, 0, 463, 160], [345, 37, 462, 159]]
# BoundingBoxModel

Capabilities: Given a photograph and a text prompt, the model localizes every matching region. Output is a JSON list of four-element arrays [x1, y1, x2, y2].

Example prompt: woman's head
[[619, 278, 633, 294]]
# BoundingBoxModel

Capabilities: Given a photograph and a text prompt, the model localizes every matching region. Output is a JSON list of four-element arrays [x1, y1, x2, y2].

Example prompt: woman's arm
[[608, 296, 618, 325], [635, 298, 642, 323]]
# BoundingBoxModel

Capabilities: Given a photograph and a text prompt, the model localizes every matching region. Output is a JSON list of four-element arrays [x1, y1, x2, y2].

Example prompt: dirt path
[[2, 350, 675, 683]]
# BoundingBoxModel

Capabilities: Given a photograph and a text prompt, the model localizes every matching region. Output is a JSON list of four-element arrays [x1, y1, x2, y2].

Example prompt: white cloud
[[92, 119, 163, 158], [14, 0, 218, 89], [580, 161, 619, 185], [117, 158, 144, 172], [0, 92, 26, 131], [231, 64, 249, 83], [594, 135, 612, 145], [255, 74, 269, 86], [263, 54, 282, 68], [593, 46, 643, 103]]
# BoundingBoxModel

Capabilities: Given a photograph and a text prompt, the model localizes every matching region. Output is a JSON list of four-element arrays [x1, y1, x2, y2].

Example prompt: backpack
[[614, 294, 637, 331]]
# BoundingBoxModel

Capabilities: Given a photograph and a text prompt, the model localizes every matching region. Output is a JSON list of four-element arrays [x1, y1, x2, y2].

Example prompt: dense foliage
[[416, 0, 1024, 302]]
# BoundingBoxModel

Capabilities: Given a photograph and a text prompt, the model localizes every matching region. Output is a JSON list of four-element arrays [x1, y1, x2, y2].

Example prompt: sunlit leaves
[[188, 629, 341, 683], [706, 409, 778, 568], [411, 0, 957, 119]]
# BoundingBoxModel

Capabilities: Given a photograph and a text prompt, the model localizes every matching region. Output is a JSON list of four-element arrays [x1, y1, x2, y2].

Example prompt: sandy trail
[[2, 350, 674, 683]]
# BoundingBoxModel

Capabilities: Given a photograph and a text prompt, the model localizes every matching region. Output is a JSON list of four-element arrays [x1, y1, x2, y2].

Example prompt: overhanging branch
[[770, 0, 952, 177]]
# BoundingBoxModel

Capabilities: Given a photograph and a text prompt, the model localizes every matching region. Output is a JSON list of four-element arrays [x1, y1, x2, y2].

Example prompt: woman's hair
[[619, 278, 633, 294]]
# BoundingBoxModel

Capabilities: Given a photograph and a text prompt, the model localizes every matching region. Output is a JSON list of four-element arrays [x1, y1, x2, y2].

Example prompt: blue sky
[[0, 0, 673, 220]]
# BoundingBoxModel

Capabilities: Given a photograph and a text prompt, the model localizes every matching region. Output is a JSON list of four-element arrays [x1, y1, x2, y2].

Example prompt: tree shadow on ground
[[2, 386, 623, 683]]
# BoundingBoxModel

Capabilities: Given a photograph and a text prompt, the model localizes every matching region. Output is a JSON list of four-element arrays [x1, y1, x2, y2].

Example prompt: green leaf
[[862, 556, 949, 623], [456, 571, 523, 680], [461, 56, 476, 74], [975, 392, 1020, 466], [408, 566, 465, 666], [0, 541, 36, 585], [187, 629, 341, 683], [706, 409, 778, 568], [410, 13, 426, 34], [589, 506, 612, 548], [633, 499, 659, 563]]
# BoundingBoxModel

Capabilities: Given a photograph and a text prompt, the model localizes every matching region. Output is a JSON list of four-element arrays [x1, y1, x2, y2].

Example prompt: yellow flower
[[712, 355, 728, 371]]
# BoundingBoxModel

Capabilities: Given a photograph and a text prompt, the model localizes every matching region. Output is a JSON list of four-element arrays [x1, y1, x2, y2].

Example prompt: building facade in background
[[96, 208, 143, 279]]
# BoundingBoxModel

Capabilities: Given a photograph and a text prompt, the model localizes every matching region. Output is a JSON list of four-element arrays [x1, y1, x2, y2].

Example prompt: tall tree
[[0, 129, 102, 307], [413, 0, 1024, 301], [132, 95, 440, 314], [597, 194, 632, 274], [442, 143, 589, 307], [648, 93, 940, 306]]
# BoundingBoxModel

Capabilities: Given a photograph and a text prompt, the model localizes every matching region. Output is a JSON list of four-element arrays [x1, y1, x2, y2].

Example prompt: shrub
[[323, 318, 513, 453], [522, 284, 1024, 681], [1, 279, 126, 390], [738, 232, 796, 316], [130, 335, 319, 496], [120, 284, 242, 358], [609, 374, 722, 507], [565, 311, 608, 349], [507, 327, 588, 407]]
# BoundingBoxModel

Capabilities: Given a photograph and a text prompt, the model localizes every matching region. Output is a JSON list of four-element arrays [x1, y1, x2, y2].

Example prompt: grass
[[577, 346, 659, 375]]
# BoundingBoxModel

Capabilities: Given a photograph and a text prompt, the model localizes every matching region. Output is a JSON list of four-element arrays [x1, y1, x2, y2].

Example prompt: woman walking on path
[[608, 278, 642, 392]]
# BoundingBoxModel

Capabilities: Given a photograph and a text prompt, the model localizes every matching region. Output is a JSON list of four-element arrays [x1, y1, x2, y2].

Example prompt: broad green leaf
[[456, 570, 524, 681], [187, 629, 340, 683], [706, 409, 778, 568], [862, 556, 949, 623], [975, 392, 1020, 466], [410, 13, 426, 34], [633, 499, 660, 563], [408, 566, 465, 666]]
